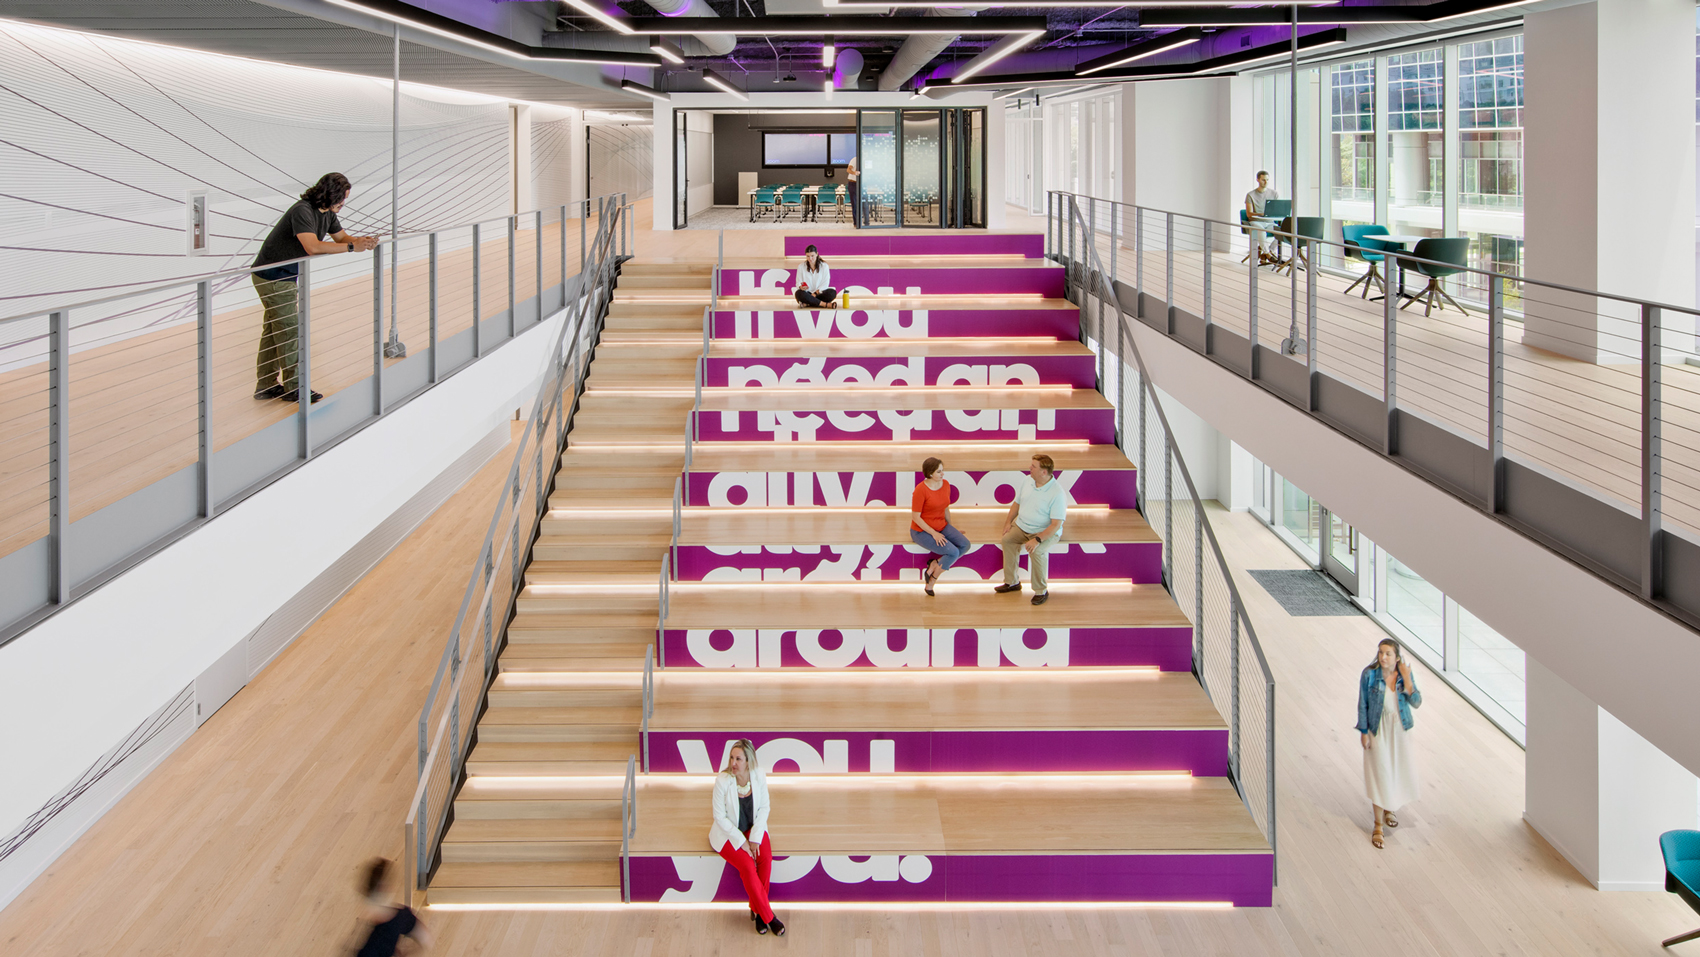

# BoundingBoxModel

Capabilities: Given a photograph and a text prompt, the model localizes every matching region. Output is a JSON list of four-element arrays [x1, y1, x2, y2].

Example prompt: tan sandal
[[1384, 812, 1398, 829], [1371, 824, 1384, 849]]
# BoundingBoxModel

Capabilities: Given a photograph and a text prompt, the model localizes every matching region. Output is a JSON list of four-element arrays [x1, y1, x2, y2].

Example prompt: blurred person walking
[[351, 858, 432, 956], [251, 173, 378, 403]]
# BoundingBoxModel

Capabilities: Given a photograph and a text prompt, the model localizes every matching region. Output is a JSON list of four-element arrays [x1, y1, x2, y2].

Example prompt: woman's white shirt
[[709, 768, 770, 853], [797, 261, 831, 293]]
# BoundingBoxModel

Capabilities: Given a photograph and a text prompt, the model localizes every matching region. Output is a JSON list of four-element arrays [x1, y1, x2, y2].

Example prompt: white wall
[[685, 110, 714, 217], [0, 307, 567, 911], [1130, 78, 1234, 223]]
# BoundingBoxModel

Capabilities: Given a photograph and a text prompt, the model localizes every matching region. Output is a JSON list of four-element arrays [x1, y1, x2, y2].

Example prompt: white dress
[[1364, 680, 1419, 812]]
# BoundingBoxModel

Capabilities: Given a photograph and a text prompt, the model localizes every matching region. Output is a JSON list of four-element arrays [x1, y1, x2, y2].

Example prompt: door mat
[[1248, 569, 1362, 617]]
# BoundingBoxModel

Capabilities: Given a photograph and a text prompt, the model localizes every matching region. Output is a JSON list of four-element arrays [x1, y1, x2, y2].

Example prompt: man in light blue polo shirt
[[994, 454, 1070, 605]]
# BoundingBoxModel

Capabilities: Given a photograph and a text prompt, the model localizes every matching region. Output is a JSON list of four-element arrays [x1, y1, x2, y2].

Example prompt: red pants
[[717, 833, 773, 921]]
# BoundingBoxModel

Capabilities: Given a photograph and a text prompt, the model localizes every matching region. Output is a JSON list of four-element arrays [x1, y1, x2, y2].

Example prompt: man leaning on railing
[[251, 172, 379, 404]]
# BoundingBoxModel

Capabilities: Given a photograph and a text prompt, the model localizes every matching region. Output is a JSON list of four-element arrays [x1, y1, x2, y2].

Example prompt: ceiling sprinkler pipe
[[876, 7, 981, 91], [643, 0, 736, 55], [832, 48, 865, 88]]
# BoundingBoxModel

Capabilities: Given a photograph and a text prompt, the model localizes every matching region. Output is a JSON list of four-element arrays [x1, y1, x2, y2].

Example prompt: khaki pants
[[1001, 525, 1061, 594], [253, 276, 300, 391]]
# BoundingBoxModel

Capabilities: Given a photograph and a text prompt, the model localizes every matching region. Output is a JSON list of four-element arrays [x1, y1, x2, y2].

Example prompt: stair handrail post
[[642, 644, 654, 772], [622, 754, 635, 903]]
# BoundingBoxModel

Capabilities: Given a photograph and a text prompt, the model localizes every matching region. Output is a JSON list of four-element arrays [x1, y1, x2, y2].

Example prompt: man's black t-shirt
[[252, 200, 342, 282]]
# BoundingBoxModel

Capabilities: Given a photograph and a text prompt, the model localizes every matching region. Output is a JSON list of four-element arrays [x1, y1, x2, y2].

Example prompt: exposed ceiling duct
[[832, 47, 865, 88], [642, 0, 736, 56], [876, 7, 979, 91]]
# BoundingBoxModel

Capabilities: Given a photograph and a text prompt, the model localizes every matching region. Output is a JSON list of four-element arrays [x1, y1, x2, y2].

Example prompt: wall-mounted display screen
[[763, 132, 858, 167]]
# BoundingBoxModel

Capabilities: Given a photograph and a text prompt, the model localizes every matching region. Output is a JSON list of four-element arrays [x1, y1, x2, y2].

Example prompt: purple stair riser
[[646, 729, 1227, 776], [783, 234, 1044, 258], [627, 852, 1272, 907], [674, 541, 1162, 584], [686, 470, 1138, 510], [713, 308, 1079, 340], [707, 355, 1096, 389], [722, 267, 1064, 298], [659, 626, 1195, 671], [694, 407, 1115, 444]]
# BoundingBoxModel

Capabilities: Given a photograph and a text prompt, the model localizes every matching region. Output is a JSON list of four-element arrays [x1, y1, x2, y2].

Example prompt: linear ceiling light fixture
[[320, 0, 656, 63], [1142, 0, 1540, 26], [630, 15, 1049, 37], [1076, 28, 1204, 76], [564, 0, 637, 34], [650, 36, 685, 64], [621, 78, 672, 102], [993, 86, 1035, 99], [824, 77, 835, 99], [924, 27, 1347, 89], [702, 67, 750, 100], [824, 36, 836, 68], [823, 0, 1330, 7], [953, 30, 1046, 83]]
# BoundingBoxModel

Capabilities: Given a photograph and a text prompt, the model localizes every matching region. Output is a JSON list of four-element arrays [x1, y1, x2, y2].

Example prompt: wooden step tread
[[698, 386, 1112, 411], [670, 507, 1156, 546], [709, 339, 1092, 359], [440, 841, 623, 863], [611, 775, 1269, 855], [424, 886, 622, 905], [430, 861, 620, 888], [662, 581, 1188, 630], [503, 669, 1220, 732], [717, 295, 1078, 312]]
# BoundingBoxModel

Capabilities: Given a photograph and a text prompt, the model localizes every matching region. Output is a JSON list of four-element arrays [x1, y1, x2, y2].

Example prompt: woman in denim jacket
[[1356, 638, 1421, 848]]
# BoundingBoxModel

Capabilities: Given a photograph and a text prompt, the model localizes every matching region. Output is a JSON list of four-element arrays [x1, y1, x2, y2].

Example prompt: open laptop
[[1261, 199, 1292, 219]]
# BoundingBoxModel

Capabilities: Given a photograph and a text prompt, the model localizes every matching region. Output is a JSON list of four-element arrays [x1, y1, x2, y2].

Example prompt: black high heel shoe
[[923, 559, 940, 596], [756, 915, 770, 935], [767, 917, 786, 937]]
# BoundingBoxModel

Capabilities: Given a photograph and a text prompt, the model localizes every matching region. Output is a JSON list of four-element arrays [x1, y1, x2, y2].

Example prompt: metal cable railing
[[402, 196, 631, 902], [1061, 195, 1280, 877], [0, 192, 634, 646], [1048, 189, 1700, 630]]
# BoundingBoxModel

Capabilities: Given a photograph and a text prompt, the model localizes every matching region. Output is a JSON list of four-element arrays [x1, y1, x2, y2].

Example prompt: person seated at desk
[[1244, 171, 1279, 265], [793, 244, 837, 308]]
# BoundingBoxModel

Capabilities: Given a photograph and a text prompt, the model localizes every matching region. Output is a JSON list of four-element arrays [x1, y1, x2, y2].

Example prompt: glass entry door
[[858, 110, 897, 227], [672, 111, 688, 229], [1321, 509, 1360, 595]]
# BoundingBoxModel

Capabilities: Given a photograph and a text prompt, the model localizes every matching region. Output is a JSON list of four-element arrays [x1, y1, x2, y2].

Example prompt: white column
[[986, 103, 1007, 227], [652, 102, 675, 231], [1523, 0, 1696, 362], [511, 104, 533, 214], [1525, 657, 1698, 890]]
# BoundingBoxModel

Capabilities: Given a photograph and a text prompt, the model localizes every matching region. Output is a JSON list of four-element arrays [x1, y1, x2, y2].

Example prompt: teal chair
[[1342, 224, 1391, 298], [1401, 237, 1472, 317], [816, 184, 840, 222], [1661, 830, 1700, 948], [749, 187, 776, 222], [778, 187, 805, 220], [1278, 217, 1325, 276]]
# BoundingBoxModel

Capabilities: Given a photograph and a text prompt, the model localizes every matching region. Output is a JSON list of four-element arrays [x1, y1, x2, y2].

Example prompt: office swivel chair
[[1661, 831, 1700, 948]]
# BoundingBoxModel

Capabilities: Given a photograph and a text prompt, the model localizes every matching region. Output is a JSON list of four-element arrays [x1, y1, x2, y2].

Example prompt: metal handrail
[[406, 198, 630, 895], [0, 203, 615, 327], [1063, 194, 1279, 877], [641, 643, 655, 772], [620, 753, 637, 903]]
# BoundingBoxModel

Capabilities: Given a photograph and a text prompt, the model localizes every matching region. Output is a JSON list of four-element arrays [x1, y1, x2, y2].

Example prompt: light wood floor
[[2, 209, 1693, 955]]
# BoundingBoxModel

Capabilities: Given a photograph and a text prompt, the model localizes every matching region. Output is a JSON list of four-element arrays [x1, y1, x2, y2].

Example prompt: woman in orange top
[[911, 456, 972, 597]]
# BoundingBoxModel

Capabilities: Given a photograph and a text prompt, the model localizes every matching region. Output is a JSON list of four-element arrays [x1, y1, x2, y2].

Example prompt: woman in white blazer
[[711, 739, 784, 936]]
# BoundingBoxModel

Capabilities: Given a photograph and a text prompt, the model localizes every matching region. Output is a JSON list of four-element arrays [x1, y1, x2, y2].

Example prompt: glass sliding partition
[[858, 110, 897, 227], [1386, 50, 1444, 239], [965, 108, 986, 227], [901, 110, 942, 226], [1329, 61, 1376, 221]]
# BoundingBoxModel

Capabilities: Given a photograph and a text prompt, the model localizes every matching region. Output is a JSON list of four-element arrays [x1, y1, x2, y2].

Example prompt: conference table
[[746, 186, 845, 223]]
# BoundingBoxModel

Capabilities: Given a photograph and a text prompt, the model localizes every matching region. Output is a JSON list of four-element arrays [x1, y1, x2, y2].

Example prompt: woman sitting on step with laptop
[[793, 244, 837, 308], [911, 456, 971, 596], [711, 739, 786, 936]]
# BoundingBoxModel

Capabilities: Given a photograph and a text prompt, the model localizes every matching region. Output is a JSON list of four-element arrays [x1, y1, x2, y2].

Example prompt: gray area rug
[[1248, 569, 1363, 617]]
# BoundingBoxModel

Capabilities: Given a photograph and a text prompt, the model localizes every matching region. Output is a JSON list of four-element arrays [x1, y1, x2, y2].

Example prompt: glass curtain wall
[[1248, 456, 1527, 739], [1329, 60, 1376, 219], [1387, 50, 1444, 237], [1457, 36, 1526, 300]]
